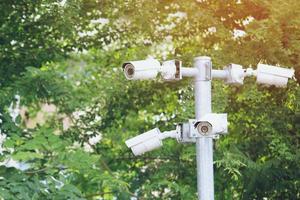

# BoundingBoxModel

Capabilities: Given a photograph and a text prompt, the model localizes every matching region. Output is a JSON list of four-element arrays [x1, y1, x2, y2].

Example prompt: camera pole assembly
[[122, 56, 294, 200]]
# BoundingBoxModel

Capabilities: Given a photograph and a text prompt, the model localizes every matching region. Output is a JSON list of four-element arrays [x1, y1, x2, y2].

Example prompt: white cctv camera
[[125, 128, 179, 156], [256, 64, 294, 87], [161, 60, 182, 81], [194, 113, 228, 136], [125, 128, 163, 156], [125, 128, 162, 156], [122, 58, 161, 80]]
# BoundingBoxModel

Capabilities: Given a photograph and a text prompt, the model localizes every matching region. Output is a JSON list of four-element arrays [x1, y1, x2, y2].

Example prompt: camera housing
[[125, 128, 163, 156], [176, 122, 197, 143], [161, 60, 182, 81], [224, 64, 245, 85], [193, 113, 228, 137], [122, 58, 161, 80], [195, 121, 213, 136], [256, 64, 294, 87]]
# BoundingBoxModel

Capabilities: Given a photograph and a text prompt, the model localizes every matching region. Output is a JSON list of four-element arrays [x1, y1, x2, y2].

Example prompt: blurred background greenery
[[0, 0, 299, 199]]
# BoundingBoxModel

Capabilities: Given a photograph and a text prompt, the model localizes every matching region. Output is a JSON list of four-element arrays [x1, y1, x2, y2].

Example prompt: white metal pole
[[194, 56, 214, 200]]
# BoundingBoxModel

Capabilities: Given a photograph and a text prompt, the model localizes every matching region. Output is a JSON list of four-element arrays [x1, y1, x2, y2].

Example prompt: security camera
[[161, 60, 182, 81], [122, 58, 161, 80], [125, 128, 178, 156], [256, 64, 294, 87], [195, 121, 213, 136], [194, 113, 227, 137], [125, 128, 162, 156]]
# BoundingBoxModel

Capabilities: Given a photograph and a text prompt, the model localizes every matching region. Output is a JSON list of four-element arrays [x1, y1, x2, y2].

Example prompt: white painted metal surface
[[224, 63, 245, 85], [256, 64, 294, 87], [181, 67, 198, 77], [212, 69, 227, 80], [125, 128, 178, 156], [122, 58, 161, 80], [197, 113, 228, 135], [161, 60, 182, 80], [194, 56, 214, 200]]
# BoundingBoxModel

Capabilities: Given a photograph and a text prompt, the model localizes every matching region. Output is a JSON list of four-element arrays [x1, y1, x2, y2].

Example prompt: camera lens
[[124, 64, 135, 79], [196, 121, 212, 136], [201, 125, 209, 133]]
